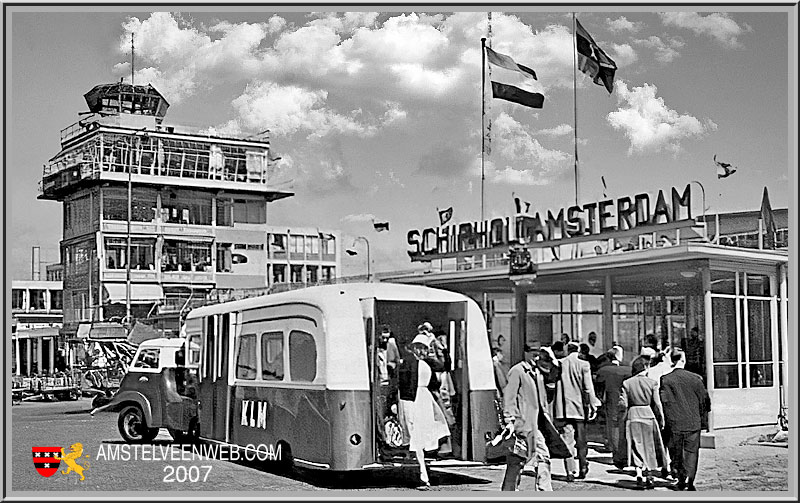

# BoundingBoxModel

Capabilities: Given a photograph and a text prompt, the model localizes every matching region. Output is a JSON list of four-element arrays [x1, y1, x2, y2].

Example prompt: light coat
[[503, 360, 545, 436], [554, 352, 599, 420]]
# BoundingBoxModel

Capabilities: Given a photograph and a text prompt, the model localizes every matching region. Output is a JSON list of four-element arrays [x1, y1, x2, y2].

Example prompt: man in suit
[[594, 346, 631, 468], [659, 348, 711, 491], [554, 342, 600, 480], [501, 344, 550, 491]]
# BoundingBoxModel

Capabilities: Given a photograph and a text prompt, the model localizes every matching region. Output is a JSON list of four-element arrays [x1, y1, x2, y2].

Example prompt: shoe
[[645, 476, 654, 489], [673, 478, 686, 491], [565, 473, 575, 482], [686, 480, 697, 491], [416, 482, 431, 491], [576, 468, 588, 479]]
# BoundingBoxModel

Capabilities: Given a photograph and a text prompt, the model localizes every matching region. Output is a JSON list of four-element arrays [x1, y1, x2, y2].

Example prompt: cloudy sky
[[7, 6, 795, 279]]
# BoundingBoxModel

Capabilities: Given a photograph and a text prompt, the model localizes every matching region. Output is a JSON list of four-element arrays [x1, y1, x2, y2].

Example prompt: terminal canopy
[[84, 82, 169, 118]]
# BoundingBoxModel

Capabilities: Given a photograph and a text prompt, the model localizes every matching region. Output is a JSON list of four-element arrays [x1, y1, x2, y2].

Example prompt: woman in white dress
[[398, 334, 451, 489]]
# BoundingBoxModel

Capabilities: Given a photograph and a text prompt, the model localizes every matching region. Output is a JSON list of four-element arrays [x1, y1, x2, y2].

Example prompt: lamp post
[[120, 128, 147, 331], [346, 236, 370, 281], [690, 180, 708, 241]]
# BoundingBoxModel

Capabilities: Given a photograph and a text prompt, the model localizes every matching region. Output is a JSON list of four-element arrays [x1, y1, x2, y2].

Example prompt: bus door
[[198, 313, 233, 441], [359, 298, 378, 462], [445, 302, 468, 459]]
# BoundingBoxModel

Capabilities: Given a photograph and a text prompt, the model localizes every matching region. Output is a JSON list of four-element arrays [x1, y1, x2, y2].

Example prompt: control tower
[[40, 82, 340, 338]]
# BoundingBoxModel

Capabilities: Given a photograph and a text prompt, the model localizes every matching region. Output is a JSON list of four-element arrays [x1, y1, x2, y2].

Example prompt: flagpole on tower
[[572, 13, 579, 207], [481, 36, 487, 222]]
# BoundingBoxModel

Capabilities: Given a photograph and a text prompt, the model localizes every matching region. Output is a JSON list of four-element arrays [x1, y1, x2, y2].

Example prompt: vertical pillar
[[36, 337, 43, 375], [603, 274, 613, 351], [702, 266, 714, 432], [15, 336, 22, 376], [26, 337, 32, 376], [511, 285, 527, 366], [48, 338, 55, 374]]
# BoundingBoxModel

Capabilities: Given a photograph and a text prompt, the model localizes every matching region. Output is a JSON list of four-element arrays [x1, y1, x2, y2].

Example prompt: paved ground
[[10, 398, 790, 494]]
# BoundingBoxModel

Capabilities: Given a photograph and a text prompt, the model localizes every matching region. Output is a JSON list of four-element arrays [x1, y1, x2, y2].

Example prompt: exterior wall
[[11, 280, 64, 376]]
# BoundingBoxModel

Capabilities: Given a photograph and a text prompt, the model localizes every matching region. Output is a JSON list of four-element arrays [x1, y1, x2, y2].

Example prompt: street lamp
[[346, 236, 370, 281], [690, 180, 709, 242]]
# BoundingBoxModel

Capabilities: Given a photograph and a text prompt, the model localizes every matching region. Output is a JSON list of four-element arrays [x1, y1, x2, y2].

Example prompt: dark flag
[[714, 154, 737, 179], [438, 207, 453, 226], [575, 19, 617, 94], [485, 46, 537, 80], [602, 175, 608, 197], [491, 82, 544, 109], [760, 186, 776, 249], [373, 221, 389, 232]]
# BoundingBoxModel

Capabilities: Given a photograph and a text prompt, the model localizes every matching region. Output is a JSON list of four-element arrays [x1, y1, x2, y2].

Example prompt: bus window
[[187, 334, 201, 366], [236, 334, 257, 380], [133, 348, 160, 369], [261, 332, 284, 381], [289, 330, 317, 382]]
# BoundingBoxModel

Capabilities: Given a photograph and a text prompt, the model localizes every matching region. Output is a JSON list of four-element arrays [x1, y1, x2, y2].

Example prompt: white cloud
[[491, 166, 553, 186], [607, 16, 643, 33], [633, 36, 684, 64], [491, 113, 569, 184], [610, 43, 638, 67], [659, 12, 748, 48], [537, 124, 573, 137], [341, 213, 377, 223], [607, 81, 718, 155], [225, 81, 378, 139], [119, 13, 270, 103]]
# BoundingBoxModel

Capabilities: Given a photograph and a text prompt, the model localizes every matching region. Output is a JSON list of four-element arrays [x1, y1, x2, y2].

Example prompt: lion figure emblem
[[54, 442, 90, 481]]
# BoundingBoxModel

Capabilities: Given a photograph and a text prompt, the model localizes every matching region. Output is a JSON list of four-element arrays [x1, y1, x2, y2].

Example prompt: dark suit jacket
[[659, 368, 711, 432]]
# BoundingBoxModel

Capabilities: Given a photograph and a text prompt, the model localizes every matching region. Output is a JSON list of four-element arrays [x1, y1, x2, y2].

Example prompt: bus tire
[[118, 405, 159, 444], [273, 441, 293, 474]]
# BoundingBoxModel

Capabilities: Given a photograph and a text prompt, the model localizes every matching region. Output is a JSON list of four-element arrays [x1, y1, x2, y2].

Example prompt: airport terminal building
[[385, 183, 789, 433]]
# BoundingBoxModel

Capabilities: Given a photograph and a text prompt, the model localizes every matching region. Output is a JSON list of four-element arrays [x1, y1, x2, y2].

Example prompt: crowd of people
[[493, 331, 711, 492]]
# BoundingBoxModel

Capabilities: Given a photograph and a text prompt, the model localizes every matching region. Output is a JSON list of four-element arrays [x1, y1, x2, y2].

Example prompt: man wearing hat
[[554, 341, 600, 481], [501, 343, 553, 491]]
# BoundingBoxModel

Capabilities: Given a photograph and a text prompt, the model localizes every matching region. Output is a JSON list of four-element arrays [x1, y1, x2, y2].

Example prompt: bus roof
[[186, 282, 471, 320]]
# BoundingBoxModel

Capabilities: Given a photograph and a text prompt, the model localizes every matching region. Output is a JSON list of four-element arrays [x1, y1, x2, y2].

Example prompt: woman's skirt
[[626, 417, 667, 471], [400, 386, 451, 452]]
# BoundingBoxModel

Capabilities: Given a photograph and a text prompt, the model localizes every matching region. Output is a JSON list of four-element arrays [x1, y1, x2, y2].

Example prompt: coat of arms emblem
[[32, 447, 61, 477]]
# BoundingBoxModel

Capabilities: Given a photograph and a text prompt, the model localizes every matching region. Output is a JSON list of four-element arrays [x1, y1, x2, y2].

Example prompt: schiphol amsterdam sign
[[407, 184, 695, 262]]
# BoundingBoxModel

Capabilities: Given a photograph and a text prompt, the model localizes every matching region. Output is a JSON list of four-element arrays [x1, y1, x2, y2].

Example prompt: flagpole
[[481, 37, 487, 222], [572, 13, 579, 207]]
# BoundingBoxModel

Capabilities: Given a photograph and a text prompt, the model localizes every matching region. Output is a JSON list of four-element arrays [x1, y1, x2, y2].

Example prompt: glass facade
[[711, 270, 776, 390]]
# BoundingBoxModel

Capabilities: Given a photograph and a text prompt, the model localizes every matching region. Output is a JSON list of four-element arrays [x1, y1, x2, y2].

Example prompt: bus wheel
[[273, 441, 293, 474], [118, 405, 159, 444]]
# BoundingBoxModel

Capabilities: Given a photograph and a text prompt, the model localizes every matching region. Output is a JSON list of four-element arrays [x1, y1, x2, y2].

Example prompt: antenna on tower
[[131, 33, 135, 86]]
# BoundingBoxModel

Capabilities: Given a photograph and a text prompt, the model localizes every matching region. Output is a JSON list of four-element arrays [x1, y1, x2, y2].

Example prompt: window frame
[[711, 269, 777, 390]]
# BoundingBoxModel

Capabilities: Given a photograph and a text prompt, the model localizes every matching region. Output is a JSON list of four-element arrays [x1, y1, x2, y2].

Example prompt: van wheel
[[118, 405, 159, 443]]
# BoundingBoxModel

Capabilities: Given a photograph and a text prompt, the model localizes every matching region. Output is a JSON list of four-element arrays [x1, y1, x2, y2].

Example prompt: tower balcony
[[39, 123, 294, 201]]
